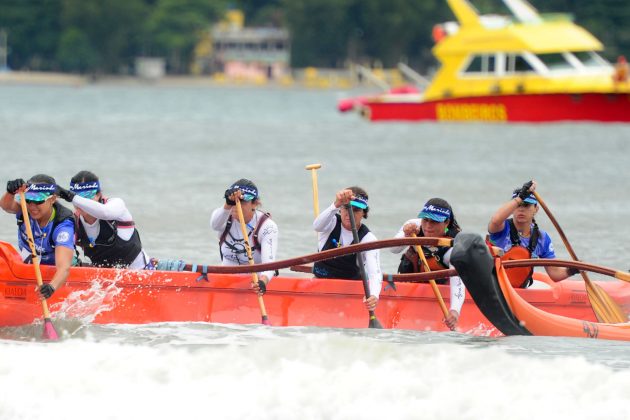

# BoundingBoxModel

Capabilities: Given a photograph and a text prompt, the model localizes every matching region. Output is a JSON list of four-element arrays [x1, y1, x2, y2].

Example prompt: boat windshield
[[536, 53, 574, 71], [463, 54, 496, 74], [506, 54, 535, 73], [572, 51, 610, 68]]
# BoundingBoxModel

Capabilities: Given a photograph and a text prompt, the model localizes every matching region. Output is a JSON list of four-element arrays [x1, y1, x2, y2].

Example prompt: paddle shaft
[[18, 191, 58, 339], [234, 198, 270, 324], [533, 191, 626, 323], [412, 234, 450, 318], [345, 204, 382, 328], [305, 164, 321, 218]]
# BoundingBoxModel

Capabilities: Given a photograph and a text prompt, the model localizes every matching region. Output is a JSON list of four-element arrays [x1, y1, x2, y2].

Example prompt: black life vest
[[18, 202, 75, 263], [219, 212, 271, 260], [397, 228, 459, 284], [75, 203, 143, 268], [501, 219, 540, 288], [313, 214, 370, 280]]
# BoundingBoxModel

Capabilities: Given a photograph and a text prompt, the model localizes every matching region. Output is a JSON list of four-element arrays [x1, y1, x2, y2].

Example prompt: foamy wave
[[1, 334, 629, 420]]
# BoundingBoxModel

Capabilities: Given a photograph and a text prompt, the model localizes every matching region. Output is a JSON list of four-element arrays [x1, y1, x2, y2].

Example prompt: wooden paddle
[[504, 259, 630, 286], [234, 197, 271, 325], [181, 237, 454, 275], [345, 204, 382, 329], [411, 233, 451, 328], [305, 164, 321, 218], [18, 191, 59, 340], [533, 191, 627, 323]]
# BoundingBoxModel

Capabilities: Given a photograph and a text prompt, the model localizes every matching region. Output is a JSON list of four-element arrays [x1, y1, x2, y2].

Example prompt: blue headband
[[70, 181, 100, 199], [350, 195, 368, 210], [511, 191, 537, 205], [232, 184, 258, 201], [418, 204, 451, 222], [23, 183, 55, 202]]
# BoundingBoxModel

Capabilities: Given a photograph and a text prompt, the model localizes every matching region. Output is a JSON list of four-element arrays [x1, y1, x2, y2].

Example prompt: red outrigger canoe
[[1, 238, 629, 336], [452, 233, 630, 341]]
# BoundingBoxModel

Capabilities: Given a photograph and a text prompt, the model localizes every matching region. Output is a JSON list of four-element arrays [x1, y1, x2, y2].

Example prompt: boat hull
[[453, 233, 630, 341], [358, 93, 630, 123], [1, 241, 628, 335]]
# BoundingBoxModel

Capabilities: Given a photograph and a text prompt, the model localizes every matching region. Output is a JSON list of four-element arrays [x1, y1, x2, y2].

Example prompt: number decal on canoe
[[582, 321, 599, 339], [3, 283, 27, 300]]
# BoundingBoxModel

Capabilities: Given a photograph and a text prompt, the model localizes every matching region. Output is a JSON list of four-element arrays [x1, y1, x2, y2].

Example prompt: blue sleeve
[[537, 232, 556, 259], [52, 219, 75, 250], [488, 220, 510, 249]]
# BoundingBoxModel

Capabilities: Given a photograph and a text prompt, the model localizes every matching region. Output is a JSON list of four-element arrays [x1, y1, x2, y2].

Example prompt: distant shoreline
[[0, 70, 365, 90]]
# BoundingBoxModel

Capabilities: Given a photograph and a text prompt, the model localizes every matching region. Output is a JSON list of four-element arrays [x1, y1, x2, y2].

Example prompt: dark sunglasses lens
[[26, 200, 45, 205]]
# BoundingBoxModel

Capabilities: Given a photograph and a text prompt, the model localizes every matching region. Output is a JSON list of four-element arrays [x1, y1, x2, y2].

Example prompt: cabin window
[[505, 54, 535, 73], [537, 53, 573, 71], [573, 51, 609, 68], [463, 54, 496, 74]]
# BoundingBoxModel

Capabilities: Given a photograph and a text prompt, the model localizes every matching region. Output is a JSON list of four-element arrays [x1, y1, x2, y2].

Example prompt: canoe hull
[[1, 241, 628, 335], [453, 233, 630, 341]]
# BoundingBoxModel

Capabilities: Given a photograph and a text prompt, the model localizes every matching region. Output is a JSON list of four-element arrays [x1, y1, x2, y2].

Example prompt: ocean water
[[1, 84, 630, 419]]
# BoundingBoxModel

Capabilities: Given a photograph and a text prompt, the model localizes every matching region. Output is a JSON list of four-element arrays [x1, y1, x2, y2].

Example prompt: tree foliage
[[0, 0, 628, 74]]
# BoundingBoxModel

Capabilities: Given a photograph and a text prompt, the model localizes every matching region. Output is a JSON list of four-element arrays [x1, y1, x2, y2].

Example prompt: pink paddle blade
[[42, 319, 59, 340], [261, 316, 271, 326]]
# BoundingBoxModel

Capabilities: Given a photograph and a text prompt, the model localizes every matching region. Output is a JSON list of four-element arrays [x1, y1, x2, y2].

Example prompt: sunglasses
[[25, 195, 52, 205], [25, 199, 46, 205]]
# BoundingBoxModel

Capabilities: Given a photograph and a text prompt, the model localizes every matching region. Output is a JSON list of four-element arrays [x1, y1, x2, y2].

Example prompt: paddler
[[312, 187, 382, 313], [210, 179, 278, 295], [54, 170, 150, 269], [487, 180, 578, 287], [390, 198, 465, 330], [0, 175, 75, 300]]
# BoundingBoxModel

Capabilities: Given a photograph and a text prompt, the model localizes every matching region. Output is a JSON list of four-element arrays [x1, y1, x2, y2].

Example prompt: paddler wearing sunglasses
[[211, 179, 278, 295], [390, 198, 465, 330], [487, 180, 578, 288], [54, 170, 149, 270], [0, 174, 75, 300], [312, 187, 382, 312]]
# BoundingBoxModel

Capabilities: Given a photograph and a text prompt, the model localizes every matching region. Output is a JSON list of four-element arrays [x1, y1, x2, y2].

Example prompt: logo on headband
[[70, 182, 100, 192], [233, 184, 258, 201], [70, 181, 100, 199], [418, 204, 451, 222], [27, 183, 56, 193], [350, 194, 368, 210]]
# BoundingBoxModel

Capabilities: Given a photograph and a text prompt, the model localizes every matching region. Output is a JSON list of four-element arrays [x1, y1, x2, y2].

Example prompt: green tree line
[[0, 0, 628, 74]]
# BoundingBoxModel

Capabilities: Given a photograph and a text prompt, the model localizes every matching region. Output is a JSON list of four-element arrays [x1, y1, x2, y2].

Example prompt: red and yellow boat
[[3, 238, 630, 336], [339, 0, 630, 123], [451, 233, 630, 341]]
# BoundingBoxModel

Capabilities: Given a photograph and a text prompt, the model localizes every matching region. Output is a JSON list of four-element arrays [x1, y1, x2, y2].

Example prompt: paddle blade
[[42, 318, 59, 340], [368, 313, 383, 329], [261, 315, 272, 326], [588, 282, 627, 324]]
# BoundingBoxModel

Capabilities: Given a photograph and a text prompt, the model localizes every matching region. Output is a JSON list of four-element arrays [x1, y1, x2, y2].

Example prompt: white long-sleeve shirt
[[210, 207, 278, 281], [391, 218, 465, 314], [313, 203, 383, 299], [71, 195, 149, 269]]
